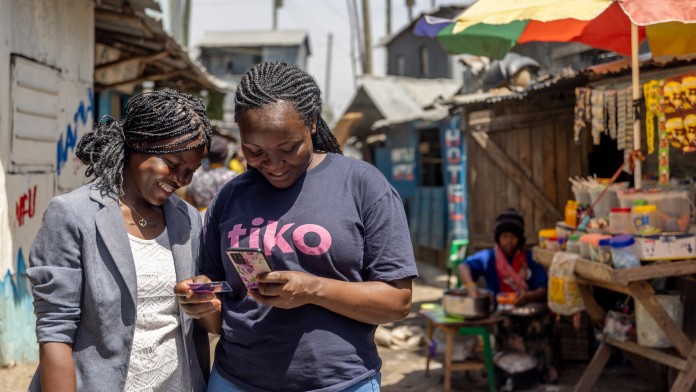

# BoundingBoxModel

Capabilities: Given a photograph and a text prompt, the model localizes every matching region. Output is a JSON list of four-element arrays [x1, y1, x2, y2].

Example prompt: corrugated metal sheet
[[450, 70, 586, 105], [359, 75, 461, 128], [197, 30, 310, 53], [95, 0, 226, 92]]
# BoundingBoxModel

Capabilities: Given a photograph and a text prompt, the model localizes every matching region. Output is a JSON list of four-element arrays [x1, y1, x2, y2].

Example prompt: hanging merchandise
[[643, 80, 660, 155], [591, 89, 606, 145], [574, 87, 591, 143], [606, 89, 618, 139], [659, 72, 696, 154], [624, 87, 634, 167], [657, 80, 670, 185], [617, 87, 627, 150]]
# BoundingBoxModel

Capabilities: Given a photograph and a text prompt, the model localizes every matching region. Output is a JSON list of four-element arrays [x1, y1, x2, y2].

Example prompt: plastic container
[[632, 205, 661, 235], [538, 229, 557, 249], [572, 186, 592, 205], [648, 191, 692, 232], [636, 294, 684, 348], [609, 207, 633, 234], [609, 235, 640, 269], [556, 221, 573, 240], [580, 234, 611, 261], [546, 236, 560, 251], [566, 234, 582, 254], [588, 183, 630, 219], [592, 238, 613, 265]]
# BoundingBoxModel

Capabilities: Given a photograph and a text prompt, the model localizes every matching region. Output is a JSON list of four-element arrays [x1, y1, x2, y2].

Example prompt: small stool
[[421, 305, 500, 392], [458, 326, 496, 392]]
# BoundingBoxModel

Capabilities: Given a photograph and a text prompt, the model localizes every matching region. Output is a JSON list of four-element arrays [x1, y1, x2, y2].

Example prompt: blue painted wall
[[373, 122, 450, 251], [0, 248, 38, 364]]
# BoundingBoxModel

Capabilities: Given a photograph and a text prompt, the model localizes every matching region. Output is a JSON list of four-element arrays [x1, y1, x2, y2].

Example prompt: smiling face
[[122, 135, 208, 207], [237, 101, 319, 189]]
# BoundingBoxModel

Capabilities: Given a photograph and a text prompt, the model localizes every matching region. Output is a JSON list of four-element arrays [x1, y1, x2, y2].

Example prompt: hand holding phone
[[188, 281, 232, 294], [226, 247, 274, 290]]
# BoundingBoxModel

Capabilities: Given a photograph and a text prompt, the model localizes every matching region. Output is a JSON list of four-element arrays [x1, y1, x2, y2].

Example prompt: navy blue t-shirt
[[462, 248, 548, 294], [200, 153, 418, 392]]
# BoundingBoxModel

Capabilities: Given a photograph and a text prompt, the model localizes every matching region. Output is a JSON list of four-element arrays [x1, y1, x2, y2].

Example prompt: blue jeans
[[208, 365, 381, 392]]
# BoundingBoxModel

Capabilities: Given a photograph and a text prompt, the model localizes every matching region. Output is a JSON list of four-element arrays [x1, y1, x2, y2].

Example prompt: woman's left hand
[[514, 290, 528, 306], [248, 271, 319, 309]]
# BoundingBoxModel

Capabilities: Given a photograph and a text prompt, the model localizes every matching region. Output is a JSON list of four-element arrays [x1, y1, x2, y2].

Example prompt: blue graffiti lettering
[[56, 88, 94, 175]]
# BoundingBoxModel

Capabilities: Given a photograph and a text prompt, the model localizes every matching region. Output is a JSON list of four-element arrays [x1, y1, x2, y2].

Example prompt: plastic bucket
[[635, 294, 684, 348]]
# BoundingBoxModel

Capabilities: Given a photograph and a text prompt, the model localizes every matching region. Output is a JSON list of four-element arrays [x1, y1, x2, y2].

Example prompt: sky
[[187, 0, 465, 120]]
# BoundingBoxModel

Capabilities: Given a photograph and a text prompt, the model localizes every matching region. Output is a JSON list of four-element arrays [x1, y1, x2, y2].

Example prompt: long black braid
[[234, 61, 342, 154], [75, 90, 212, 196]]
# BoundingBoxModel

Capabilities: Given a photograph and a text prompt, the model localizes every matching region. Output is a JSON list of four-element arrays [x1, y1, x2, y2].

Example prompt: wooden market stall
[[534, 248, 696, 392]]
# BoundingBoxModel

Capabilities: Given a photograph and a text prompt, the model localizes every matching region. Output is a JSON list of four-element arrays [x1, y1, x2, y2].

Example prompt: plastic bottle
[[565, 200, 578, 228]]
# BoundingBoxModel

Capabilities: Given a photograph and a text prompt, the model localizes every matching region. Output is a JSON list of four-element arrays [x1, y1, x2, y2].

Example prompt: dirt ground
[[0, 260, 655, 392]]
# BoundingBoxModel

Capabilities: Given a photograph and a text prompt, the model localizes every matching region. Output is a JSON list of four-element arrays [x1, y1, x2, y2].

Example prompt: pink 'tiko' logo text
[[228, 217, 333, 256]]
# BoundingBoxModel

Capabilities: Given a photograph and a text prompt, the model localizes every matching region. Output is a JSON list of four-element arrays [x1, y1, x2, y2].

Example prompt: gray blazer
[[26, 183, 209, 392]]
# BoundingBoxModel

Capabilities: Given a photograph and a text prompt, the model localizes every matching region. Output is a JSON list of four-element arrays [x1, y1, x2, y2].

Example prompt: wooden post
[[574, 342, 611, 392], [631, 22, 642, 189], [361, 0, 372, 75]]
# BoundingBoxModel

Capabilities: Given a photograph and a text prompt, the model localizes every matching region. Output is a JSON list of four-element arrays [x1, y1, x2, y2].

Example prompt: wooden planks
[[574, 342, 612, 392], [629, 281, 692, 358], [531, 244, 696, 392], [532, 248, 696, 287], [605, 338, 687, 371], [471, 130, 562, 221]]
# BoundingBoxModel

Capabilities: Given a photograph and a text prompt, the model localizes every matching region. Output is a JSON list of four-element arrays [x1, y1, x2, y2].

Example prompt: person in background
[[457, 208, 558, 384], [187, 134, 238, 213], [27, 90, 212, 392], [175, 61, 418, 392], [227, 151, 246, 174]]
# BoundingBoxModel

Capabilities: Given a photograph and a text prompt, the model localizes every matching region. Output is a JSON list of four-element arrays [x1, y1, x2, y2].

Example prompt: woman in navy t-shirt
[[175, 61, 418, 392]]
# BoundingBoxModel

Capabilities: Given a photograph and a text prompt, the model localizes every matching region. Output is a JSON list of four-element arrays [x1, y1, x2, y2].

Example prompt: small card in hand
[[188, 281, 232, 294]]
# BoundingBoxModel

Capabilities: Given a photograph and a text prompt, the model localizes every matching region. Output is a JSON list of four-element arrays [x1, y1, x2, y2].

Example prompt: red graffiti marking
[[15, 185, 37, 227]]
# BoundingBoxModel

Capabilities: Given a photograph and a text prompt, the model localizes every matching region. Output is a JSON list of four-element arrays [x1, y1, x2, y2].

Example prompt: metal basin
[[442, 288, 494, 319]]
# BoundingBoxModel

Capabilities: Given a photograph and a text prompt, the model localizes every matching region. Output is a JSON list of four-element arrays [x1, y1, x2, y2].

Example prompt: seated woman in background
[[457, 208, 558, 384]]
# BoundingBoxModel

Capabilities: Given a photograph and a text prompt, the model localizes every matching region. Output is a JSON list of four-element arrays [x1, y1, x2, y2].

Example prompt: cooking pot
[[442, 288, 494, 319]]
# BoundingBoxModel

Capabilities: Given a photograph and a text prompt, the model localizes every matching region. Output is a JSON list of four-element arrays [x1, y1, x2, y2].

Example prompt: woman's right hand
[[175, 275, 222, 319]]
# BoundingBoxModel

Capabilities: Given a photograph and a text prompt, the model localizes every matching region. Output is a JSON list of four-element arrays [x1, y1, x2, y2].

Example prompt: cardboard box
[[636, 234, 696, 261]]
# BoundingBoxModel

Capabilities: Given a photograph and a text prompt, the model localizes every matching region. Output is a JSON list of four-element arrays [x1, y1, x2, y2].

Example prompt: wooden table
[[420, 305, 500, 392], [534, 247, 696, 392]]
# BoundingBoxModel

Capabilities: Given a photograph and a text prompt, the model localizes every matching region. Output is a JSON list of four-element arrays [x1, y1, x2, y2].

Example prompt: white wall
[[0, 0, 94, 365]]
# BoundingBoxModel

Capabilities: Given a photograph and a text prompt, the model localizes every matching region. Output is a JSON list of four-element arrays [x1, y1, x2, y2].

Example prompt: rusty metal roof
[[450, 70, 585, 105], [356, 75, 462, 129], [94, 0, 225, 93]]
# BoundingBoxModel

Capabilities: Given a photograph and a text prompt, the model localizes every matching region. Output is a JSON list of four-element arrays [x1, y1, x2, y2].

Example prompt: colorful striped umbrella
[[415, 0, 696, 187], [415, 0, 696, 60]]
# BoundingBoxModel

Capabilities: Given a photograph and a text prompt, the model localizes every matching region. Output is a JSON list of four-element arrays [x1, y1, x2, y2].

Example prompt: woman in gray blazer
[[27, 90, 214, 392]]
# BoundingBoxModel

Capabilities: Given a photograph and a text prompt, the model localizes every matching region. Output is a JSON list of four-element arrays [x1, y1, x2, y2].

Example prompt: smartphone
[[226, 247, 274, 290], [188, 281, 232, 294]]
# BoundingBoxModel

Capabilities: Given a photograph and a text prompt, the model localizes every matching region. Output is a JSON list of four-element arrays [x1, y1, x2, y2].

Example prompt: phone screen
[[226, 247, 274, 290]]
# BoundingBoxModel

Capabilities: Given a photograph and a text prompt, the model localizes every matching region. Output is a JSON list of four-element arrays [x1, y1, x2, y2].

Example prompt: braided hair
[[234, 61, 342, 154], [75, 90, 212, 196]]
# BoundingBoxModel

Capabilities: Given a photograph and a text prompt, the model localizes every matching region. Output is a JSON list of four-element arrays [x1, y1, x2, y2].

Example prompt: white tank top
[[124, 229, 192, 392]]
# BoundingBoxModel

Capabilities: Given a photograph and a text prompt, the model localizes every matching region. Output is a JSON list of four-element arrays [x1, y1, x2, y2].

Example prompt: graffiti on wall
[[56, 87, 94, 176], [14, 185, 37, 227], [0, 247, 37, 364], [391, 147, 415, 181]]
